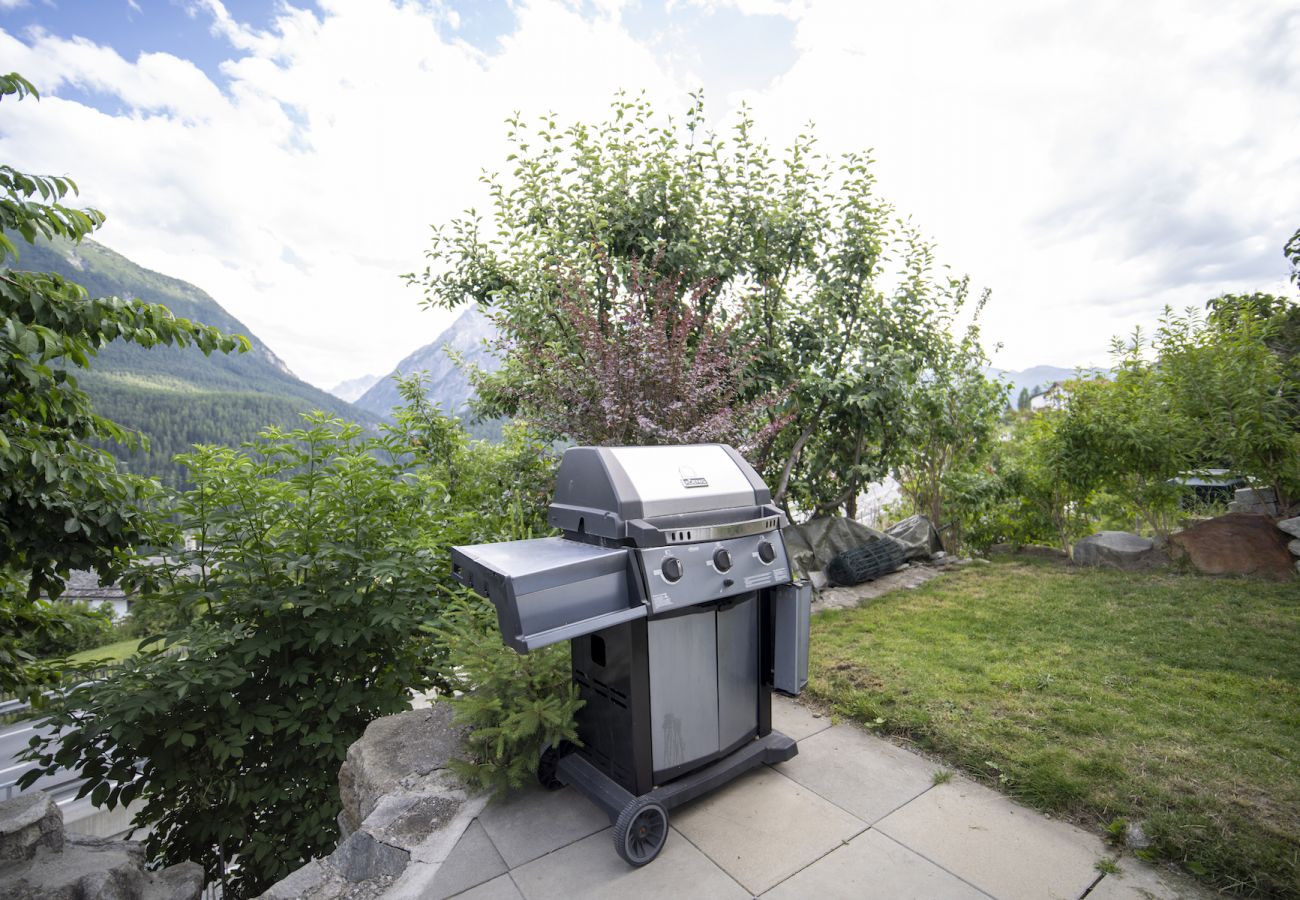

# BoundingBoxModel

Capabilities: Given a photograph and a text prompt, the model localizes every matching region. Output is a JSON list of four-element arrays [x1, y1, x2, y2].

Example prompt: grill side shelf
[[521, 605, 647, 651], [451, 537, 643, 654]]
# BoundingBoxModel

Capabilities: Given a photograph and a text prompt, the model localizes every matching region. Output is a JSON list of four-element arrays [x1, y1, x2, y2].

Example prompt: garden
[[811, 557, 1300, 897], [3, 72, 1299, 898]]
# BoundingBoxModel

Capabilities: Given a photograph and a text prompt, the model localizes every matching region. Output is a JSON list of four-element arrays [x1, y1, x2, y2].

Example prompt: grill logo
[[679, 466, 709, 489]]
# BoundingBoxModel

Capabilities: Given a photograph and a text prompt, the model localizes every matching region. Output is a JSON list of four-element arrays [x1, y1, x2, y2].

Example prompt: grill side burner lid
[[548, 445, 782, 543]]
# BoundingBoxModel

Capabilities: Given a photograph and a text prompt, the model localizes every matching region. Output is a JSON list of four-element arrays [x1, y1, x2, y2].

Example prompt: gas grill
[[452, 444, 810, 866]]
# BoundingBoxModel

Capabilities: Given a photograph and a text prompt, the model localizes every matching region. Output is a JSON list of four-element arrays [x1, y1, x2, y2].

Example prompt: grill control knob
[[661, 556, 684, 582], [757, 540, 777, 564], [713, 548, 732, 572]]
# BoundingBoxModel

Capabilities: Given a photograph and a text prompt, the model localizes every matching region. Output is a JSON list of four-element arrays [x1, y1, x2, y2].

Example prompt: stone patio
[[416, 696, 1212, 900]]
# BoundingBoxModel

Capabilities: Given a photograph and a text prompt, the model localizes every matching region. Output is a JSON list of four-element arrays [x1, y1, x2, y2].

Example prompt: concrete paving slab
[[875, 778, 1105, 900], [509, 827, 749, 900], [1087, 860, 1217, 899], [448, 873, 523, 900], [671, 766, 866, 895], [476, 785, 608, 869], [771, 694, 832, 742], [763, 828, 992, 900], [775, 722, 936, 823], [425, 820, 508, 900]]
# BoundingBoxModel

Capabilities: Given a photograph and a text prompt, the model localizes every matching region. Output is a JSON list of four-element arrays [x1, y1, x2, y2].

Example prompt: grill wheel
[[536, 742, 569, 791], [614, 797, 669, 866]]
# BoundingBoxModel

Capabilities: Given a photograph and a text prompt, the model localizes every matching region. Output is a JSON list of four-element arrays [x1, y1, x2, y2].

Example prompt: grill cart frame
[[452, 444, 811, 866]]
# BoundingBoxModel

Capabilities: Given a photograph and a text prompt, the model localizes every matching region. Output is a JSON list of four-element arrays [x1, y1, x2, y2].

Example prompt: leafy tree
[[896, 278, 1006, 542], [23, 416, 443, 898], [495, 256, 786, 448], [409, 94, 981, 518], [1154, 301, 1300, 510], [1052, 368, 1194, 536], [0, 73, 244, 695], [997, 411, 1103, 551], [1286, 225, 1299, 288]]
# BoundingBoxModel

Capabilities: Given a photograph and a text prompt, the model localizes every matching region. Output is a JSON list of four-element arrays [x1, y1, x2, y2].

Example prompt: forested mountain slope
[[6, 236, 378, 485]]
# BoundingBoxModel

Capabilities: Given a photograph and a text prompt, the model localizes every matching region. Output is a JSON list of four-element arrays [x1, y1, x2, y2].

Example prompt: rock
[[815, 565, 944, 611], [262, 702, 485, 900], [1278, 516, 1300, 539], [1289, 538, 1300, 556], [1072, 531, 1169, 570], [1228, 486, 1279, 515], [331, 831, 409, 883], [782, 517, 906, 575], [337, 705, 466, 835], [1168, 513, 1296, 581], [885, 515, 944, 560], [808, 569, 829, 591], [0, 792, 64, 861], [1125, 820, 1153, 851], [0, 832, 199, 900], [142, 861, 204, 900], [259, 859, 337, 900]]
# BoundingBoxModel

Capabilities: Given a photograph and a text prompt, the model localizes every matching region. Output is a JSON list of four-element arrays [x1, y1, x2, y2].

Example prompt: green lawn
[[66, 637, 143, 666], [808, 558, 1300, 897]]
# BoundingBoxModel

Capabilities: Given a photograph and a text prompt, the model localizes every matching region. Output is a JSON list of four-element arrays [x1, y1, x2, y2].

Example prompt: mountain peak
[[353, 306, 500, 421]]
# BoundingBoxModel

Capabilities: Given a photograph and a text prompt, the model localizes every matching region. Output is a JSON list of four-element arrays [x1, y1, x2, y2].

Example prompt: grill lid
[[547, 444, 778, 542]]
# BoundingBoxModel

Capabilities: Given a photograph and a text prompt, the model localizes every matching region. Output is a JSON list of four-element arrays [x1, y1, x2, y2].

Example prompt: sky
[[0, 0, 1296, 390]]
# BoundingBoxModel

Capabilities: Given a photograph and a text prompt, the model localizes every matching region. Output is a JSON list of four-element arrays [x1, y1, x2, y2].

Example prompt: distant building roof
[[57, 569, 126, 602]]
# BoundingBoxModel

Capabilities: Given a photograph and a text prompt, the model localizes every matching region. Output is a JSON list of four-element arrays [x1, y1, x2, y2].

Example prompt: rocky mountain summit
[[352, 307, 502, 431]]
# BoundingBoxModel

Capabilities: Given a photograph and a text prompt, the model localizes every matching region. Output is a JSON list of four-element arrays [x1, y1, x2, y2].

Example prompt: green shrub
[[25, 415, 443, 899], [26, 600, 117, 657], [120, 591, 191, 640], [430, 596, 583, 796]]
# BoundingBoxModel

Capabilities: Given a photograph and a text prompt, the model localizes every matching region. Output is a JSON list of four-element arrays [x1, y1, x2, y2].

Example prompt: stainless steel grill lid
[[547, 444, 782, 543], [453, 443, 792, 651]]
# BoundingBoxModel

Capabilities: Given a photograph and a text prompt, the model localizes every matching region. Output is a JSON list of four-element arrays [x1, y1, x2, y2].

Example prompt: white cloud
[[0, 0, 1295, 386], [736, 0, 1300, 368], [0, 0, 687, 386]]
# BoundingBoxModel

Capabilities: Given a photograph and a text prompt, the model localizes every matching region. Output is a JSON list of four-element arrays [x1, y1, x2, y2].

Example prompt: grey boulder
[[1072, 532, 1168, 570], [0, 831, 202, 900], [0, 792, 64, 862], [337, 704, 466, 836], [1278, 517, 1300, 539]]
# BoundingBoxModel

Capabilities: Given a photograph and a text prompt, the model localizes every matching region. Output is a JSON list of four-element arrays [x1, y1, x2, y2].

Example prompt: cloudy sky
[[1, 0, 1296, 389]]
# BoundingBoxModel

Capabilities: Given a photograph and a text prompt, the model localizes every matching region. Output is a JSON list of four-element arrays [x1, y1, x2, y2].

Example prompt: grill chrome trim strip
[[662, 516, 779, 544]]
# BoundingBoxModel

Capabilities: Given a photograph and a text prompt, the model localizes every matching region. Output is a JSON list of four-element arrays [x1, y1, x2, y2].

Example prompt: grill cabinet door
[[647, 610, 719, 774], [716, 594, 759, 750]]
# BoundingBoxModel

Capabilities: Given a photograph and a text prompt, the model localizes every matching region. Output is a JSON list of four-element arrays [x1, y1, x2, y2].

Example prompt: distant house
[[1028, 382, 1070, 411], [56, 569, 130, 619], [48, 557, 200, 620]]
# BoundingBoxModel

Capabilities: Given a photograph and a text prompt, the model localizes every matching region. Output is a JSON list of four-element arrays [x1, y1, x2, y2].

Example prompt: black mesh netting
[[826, 539, 906, 586]]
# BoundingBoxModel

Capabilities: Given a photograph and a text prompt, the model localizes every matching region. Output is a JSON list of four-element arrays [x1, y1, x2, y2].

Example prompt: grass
[[66, 637, 143, 666], [808, 558, 1300, 897]]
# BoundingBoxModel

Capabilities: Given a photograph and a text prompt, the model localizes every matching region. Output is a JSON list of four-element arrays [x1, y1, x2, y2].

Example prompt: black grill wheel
[[536, 742, 569, 791], [614, 797, 669, 866]]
